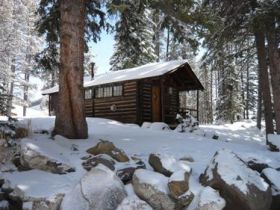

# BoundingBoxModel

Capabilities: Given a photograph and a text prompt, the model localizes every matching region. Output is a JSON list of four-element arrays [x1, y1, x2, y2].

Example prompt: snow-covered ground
[[2, 117, 280, 207]]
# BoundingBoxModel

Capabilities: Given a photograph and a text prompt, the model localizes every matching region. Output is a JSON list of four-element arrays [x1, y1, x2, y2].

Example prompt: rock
[[149, 153, 191, 177], [1, 180, 13, 194], [32, 194, 64, 210], [246, 158, 269, 173], [0, 192, 5, 201], [212, 134, 219, 140], [188, 186, 225, 210], [82, 154, 115, 171], [86, 140, 129, 162], [116, 196, 152, 210], [176, 190, 194, 209], [179, 156, 194, 163], [116, 159, 146, 184], [60, 165, 126, 210], [148, 153, 173, 177], [20, 143, 75, 174], [15, 127, 29, 139], [261, 168, 280, 210], [168, 170, 191, 198], [132, 169, 175, 210], [200, 149, 272, 210], [0, 200, 9, 210]]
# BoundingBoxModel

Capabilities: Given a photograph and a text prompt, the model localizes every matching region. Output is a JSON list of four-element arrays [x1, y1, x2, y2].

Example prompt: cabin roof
[[42, 60, 203, 95]]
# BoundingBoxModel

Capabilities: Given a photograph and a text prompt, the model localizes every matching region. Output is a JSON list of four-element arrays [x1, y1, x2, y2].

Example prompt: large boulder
[[149, 153, 191, 177], [188, 186, 225, 210], [60, 165, 127, 210], [20, 142, 75, 174], [132, 169, 175, 210], [86, 140, 129, 162], [261, 168, 280, 210], [200, 149, 272, 210]]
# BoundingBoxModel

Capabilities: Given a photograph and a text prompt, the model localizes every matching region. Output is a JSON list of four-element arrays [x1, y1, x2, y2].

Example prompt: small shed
[[42, 60, 204, 126]]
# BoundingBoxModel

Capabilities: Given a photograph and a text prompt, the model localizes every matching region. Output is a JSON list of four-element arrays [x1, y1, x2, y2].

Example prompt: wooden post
[[48, 95, 51, 116], [161, 79, 165, 122], [197, 90, 199, 121]]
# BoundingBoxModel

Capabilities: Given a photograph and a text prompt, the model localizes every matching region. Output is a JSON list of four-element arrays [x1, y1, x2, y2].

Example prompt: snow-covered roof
[[42, 60, 197, 95]]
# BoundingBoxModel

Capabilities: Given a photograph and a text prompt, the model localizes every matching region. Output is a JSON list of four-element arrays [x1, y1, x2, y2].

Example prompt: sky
[[89, 28, 115, 74]]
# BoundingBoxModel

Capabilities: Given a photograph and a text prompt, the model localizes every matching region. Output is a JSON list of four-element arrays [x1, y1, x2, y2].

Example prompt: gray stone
[[20, 143, 75, 174], [60, 165, 126, 210], [132, 169, 175, 210], [32, 194, 64, 210]]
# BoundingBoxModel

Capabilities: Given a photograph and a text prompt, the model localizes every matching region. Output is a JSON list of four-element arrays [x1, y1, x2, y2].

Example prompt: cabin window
[[104, 86, 113, 97], [95, 87, 104, 98], [94, 84, 123, 98], [113, 85, 123, 96], [85, 89, 92, 99]]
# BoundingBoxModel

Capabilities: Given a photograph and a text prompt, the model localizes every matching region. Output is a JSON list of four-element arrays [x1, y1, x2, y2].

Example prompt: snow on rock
[[132, 169, 175, 210], [31, 193, 64, 210], [20, 139, 75, 174], [188, 186, 225, 210], [200, 149, 272, 210], [141, 122, 151, 129], [262, 168, 280, 195], [261, 168, 280, 210], [116, 184, 152, 210], [149, 153, 191, 177], [149, 122, 171, 131], [60, 165, 126, 210], [268, 134, 280, 151]]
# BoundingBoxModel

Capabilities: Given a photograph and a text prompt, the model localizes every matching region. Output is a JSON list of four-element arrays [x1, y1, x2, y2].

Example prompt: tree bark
[[255, 31, 274, 137], [266, 20, 280, 134], [53, 0, 88, 139]]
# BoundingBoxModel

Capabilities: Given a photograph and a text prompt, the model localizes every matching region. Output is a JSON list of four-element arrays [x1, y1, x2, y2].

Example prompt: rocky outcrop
[[60, 165, 126, 210], [86, 140, 129, 162], [189, 186, 225, 210], [148, 154, 174, 177], [132, 169, 175, 210], [20, 142, 75, 174], [200, 149, 272, 210]]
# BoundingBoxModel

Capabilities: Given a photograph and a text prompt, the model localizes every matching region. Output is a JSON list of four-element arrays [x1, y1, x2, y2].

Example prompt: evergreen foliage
[[109, 0, 157, 71]]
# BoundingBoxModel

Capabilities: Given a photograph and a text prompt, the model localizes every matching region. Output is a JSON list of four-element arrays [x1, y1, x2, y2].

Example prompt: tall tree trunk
[[246, 61, 249, 120], [266, 20, 280, 134], [54, 0, 88, 139], [166, 26, 170, 60], [255, 31, 274, 137], [153, 9, 161, 62], [7, 59, 15, 116], [23, 54, 31, 116], [23, 72, 30, 116]]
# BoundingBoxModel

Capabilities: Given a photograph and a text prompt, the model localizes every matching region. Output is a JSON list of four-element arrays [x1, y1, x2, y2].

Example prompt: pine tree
[[109, 0, 157, 71], [36, 0, 107, 138]]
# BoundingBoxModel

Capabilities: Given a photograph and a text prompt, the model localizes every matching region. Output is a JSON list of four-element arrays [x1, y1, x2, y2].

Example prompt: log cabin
[[42, 60, 204, 126]]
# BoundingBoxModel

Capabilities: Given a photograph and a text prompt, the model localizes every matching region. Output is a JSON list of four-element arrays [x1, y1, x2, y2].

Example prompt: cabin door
[[152, 86, 161, 122]]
